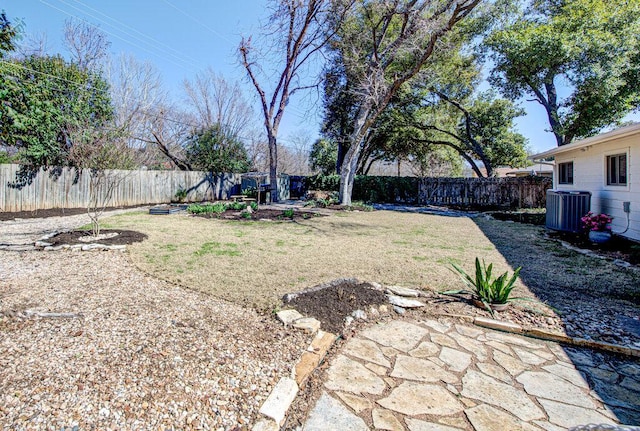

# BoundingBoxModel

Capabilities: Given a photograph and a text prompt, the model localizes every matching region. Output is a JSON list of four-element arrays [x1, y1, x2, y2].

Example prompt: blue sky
[[3, 0, 638, 154]]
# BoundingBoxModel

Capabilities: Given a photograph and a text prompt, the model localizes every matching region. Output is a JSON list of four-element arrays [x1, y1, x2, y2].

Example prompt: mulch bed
[[285, 281, 388, 333], [191, 208, 324, 222], [0, 205, 143, 221], [547, 230, 640, 266], [46, 229, 147, 246]]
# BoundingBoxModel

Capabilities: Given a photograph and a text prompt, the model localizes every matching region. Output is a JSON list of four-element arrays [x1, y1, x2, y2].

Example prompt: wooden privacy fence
[[419, 177, 552, 209], [0, 164, 242, 212]]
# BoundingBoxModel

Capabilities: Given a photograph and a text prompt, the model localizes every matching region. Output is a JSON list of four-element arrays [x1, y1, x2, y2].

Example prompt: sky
[[3, 0, 638, 155]]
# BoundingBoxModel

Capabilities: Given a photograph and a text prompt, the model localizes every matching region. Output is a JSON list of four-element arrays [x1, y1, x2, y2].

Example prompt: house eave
[[529, 122, 640, 161]]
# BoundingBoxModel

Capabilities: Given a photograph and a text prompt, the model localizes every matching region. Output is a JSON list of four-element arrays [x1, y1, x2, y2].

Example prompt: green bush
[[187, 203, 227, 214], [282, 208, 295, 218], [303, 174, 419, 204]]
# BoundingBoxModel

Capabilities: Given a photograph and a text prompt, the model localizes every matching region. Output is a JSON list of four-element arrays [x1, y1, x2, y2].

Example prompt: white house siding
[[553, 134, 639, 242]]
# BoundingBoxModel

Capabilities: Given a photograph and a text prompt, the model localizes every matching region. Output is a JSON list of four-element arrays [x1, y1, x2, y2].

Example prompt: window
[[558, 161, 574, 184], [606, 153, 627, 186]]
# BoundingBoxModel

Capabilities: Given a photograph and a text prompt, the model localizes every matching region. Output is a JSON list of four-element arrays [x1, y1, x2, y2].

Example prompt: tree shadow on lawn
[[473, 216, 640, 425]]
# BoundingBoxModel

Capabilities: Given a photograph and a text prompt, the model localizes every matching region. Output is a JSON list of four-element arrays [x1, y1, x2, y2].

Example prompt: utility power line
[[39, 0, 198, 73]]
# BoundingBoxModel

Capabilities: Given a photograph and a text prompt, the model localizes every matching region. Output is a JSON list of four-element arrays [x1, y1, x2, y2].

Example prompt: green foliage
[[309, 138, 338, 175], [353, 176, 419, 204], [304, 174, 341, 192], [185, 124, 250, 174], [445, 258, 522, 313], [282, 208, 295, 218], [0, 55, 113, 171], [187, 203, 227, 214], [174, 187, 188, 202], [0, 11, 18, 59], [228, 201, 248, 211], [0, 150, 14, 164], [249, 201, 258, 212], [486, 0, 640, 145], [304, 174, 420, 204]]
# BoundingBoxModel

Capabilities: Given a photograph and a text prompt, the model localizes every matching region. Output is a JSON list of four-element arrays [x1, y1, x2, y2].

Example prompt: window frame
[[606, 153, 628, 186], [557, 161, 574, 185]]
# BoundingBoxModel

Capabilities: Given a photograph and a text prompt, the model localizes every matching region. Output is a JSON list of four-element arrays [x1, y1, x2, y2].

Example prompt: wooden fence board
[[0, 165, 245, 212], [419, 177, 551, 209]]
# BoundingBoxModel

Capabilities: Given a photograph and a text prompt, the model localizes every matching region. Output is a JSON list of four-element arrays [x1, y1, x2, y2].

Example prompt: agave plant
[[444, 258, 522, 314]]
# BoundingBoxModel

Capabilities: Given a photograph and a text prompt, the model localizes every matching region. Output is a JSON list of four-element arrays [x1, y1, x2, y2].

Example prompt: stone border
[[251, 310, 338, 431], [437, 313, 640, 358], [252, 282, 431, 430], [35, 232, 127, 252]]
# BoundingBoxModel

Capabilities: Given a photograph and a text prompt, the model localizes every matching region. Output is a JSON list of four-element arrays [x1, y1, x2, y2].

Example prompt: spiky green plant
[[443, 258, 522, 314]]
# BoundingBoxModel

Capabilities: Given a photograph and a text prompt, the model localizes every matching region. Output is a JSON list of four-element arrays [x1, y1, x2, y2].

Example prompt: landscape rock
[[372, 408, 404, 431], [385, 286, 421, 297], [292, 317, 321, 334], [258, 377, 298, 425], [393, 306, 406, 315], [351, 309, 367, 320], [324, 356, 386, 395], [461, 371, 544, 422], [276, 309, 304, 326], [387, 295, 425, 308], [303, 392, 368, 431], [377, 381, 464, 416]]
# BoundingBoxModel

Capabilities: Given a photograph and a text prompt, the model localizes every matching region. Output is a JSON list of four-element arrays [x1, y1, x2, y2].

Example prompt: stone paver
[[303, 318, 640, 430], [302, 392, 368, 431]]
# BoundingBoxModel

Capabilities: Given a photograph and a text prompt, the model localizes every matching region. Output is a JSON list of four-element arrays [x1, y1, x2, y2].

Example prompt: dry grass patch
[[104, 210, 523, 311]]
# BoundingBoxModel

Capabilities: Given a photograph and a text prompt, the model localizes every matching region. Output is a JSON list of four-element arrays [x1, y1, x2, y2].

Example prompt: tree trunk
[[339, 107, 371, 205], [336, 141, 346, 174], [268, 134, 278, 203]]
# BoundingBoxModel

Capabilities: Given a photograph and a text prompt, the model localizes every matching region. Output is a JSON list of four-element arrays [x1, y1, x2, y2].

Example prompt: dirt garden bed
[[45, 229, 147, 246]]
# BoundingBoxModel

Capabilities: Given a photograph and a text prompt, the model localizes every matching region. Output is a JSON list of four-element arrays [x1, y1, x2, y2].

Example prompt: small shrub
[[581, 212, 613, 232], [249, 201, 259, 212], [174, 187, 188, 202], [187, 203, 227, 214], [442, 258, 522, 315], [282, 208, 295, 218], [228, 201, 247, 211], [241, 211, 252, 219]]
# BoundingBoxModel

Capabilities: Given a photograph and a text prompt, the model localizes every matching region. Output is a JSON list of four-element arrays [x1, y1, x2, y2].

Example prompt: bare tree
[[67, 123, 136, 236], [183, 68, 254, 135], [332, 0, 482, 204], [63, 19, 110, 71], [239, 0, 346, 201], [106, 54, 174, 167], [279, 130, 313, 175], [14, 31, 49, 58]]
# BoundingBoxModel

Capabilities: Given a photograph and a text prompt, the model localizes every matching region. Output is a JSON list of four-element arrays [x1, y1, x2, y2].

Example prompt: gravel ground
[[0, 250, 308, 430]]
